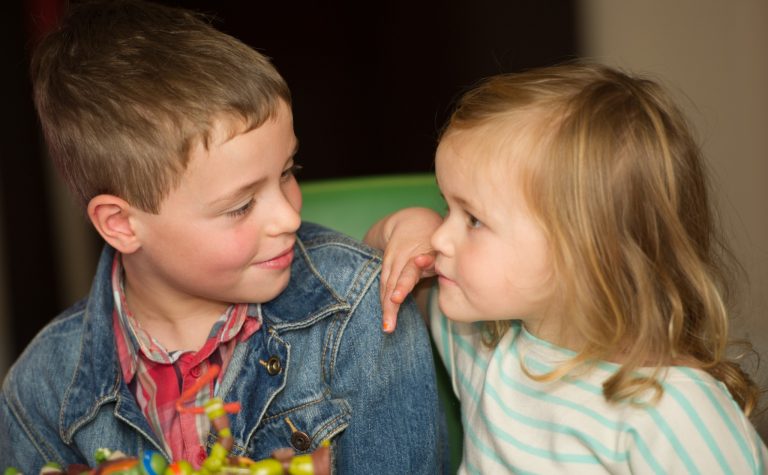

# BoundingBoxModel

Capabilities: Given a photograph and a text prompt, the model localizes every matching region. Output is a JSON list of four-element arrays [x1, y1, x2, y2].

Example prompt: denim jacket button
[[290, 431, 311, 451], [266, 356, 282, 375]]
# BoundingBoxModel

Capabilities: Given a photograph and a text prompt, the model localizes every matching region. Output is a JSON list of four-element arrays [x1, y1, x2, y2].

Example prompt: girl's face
[[431, 129, 555, 333]]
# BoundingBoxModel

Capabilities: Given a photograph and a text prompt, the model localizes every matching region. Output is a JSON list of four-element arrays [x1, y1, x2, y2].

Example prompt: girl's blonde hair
[[442, 62, 759, 413]]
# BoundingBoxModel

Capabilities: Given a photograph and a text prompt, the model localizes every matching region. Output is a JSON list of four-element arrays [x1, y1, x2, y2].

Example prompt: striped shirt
[[429, 289, 768, 474], [111, 255, 262, 466]]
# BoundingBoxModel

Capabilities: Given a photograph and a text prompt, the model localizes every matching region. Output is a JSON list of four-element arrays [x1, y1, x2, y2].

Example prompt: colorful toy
[[4, 365, 330, 475]]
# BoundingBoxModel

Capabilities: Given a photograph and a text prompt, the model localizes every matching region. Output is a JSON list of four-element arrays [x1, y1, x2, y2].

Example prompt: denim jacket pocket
[[244, 396, 351, 459]]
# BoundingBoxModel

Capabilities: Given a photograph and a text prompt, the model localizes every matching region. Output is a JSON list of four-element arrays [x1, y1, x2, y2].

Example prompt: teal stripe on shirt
[[437, 308, 453, 376], [483, 380, 626, 463], [678, 366, 757, 472], [456, 374, 541, 475], [454, 332, 634, 465], [500, 335, 665, 472], [453, 344, 599, 467], [662, 382, 734, 473]]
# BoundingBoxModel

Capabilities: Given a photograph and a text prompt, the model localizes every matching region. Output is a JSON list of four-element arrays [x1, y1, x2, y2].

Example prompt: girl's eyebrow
[[440, 191, 473, 210]]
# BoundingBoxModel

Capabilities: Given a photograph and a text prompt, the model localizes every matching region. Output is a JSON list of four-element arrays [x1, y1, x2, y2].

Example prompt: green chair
[[300, 173, 462, 472]]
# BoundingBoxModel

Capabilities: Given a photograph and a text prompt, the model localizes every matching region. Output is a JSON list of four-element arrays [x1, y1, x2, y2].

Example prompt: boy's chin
[[249, 271, 292, 303]]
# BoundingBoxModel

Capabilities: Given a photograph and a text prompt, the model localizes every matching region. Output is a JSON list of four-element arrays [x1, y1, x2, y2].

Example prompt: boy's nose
[[266, 191, 301, 236]]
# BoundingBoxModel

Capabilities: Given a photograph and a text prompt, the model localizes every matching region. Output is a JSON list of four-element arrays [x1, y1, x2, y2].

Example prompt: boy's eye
[[467, 213, 482, 228], [227, 198, 255, 218], [281, 163, 303, 181]]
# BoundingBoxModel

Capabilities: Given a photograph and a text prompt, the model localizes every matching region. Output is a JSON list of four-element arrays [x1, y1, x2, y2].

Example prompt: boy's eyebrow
[[209, 141, 299, 209], [209, 179, 267, 209]]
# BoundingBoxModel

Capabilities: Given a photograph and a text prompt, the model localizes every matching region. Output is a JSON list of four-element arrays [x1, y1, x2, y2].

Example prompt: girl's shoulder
[[616, 366, 767, 473], [645, 366, 751, 433]]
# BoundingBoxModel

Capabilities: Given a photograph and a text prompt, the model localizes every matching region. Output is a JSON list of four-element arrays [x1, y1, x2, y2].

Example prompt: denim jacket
[[0, 222, 444, 473]]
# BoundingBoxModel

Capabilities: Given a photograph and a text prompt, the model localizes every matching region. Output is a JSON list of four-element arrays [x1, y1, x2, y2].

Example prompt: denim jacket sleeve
[[330, 277, 443, 474], [0, 308, 89, 470], [0, 387, 47, 469]]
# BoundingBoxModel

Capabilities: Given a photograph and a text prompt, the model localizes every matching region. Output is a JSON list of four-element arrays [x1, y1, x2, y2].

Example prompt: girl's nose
[[430, 220, 453, 257]]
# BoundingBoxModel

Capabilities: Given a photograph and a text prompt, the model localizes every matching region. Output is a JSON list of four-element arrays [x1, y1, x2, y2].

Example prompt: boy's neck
[[122, 260, 230, 352]]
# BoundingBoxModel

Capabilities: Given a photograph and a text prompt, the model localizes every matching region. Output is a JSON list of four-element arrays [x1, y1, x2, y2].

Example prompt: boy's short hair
[[30, 0, 291, 213]]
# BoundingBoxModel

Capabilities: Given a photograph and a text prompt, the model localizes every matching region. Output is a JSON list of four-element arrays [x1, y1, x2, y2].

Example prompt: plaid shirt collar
[[110, 253, 262, 383]]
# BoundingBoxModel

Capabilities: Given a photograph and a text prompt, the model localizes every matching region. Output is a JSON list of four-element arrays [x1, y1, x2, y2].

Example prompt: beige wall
[[579, 0, 768, 437]]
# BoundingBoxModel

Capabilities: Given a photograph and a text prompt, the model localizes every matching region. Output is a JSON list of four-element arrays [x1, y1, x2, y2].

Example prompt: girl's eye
[[281, 163, 303, 182], [467, 213, 482, 228], [227, 198, 254, 218]]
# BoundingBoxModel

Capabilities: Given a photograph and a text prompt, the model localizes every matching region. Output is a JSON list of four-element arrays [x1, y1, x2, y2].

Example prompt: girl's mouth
[[435, 266, 456, 286]]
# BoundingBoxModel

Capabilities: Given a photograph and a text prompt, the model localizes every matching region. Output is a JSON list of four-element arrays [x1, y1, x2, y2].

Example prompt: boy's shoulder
[[260, 222, 383, 327], [5, 300, 88, 378], [297, 221, 381, 260], [1, 299, 89, 418], [295, 221, 383, 289]]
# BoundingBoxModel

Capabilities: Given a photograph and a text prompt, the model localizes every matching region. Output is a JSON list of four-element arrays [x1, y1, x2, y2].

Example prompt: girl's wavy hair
[[441, 62, 759, 413], [30, 0, 290, 213]]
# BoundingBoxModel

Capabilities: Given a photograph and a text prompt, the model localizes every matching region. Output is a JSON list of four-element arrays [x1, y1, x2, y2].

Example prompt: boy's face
[[431, 129, 554, 329], [128, 100, 302, 308]]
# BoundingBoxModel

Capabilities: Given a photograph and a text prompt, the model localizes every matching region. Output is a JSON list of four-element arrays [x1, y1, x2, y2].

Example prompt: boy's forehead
[[204, 115, 257, 149], [197, 101, 293, 151]]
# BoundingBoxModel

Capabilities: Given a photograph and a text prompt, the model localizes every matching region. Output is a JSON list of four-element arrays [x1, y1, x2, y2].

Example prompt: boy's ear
[[87, 194, 142, 254]]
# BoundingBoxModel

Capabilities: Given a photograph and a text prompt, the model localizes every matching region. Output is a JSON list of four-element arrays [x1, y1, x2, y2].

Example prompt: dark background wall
[[2, 0, 576, 363], [169, 0, 578, 179]]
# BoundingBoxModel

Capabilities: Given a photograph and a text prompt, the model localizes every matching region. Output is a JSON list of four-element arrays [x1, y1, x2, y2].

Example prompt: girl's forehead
[[436, 132, 526, 209], [436, 120, 549, 215], [438, 121, 540, 178]]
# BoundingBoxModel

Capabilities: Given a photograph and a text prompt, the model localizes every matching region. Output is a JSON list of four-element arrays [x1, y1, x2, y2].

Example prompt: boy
[[0, 0, 443, 472]]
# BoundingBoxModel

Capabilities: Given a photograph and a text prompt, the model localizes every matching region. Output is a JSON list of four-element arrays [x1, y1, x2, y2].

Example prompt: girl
[[365, 63, 767, 473]]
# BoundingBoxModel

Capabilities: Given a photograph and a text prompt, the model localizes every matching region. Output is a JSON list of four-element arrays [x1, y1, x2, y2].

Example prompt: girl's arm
[[364, 207, 442, 332]]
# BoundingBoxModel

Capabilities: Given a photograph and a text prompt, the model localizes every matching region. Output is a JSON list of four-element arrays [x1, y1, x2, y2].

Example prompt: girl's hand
[[364, 208, 442, 332]]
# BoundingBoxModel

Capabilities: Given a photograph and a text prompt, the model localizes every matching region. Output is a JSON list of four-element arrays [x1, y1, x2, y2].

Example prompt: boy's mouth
[[254, 246, 294, 269]]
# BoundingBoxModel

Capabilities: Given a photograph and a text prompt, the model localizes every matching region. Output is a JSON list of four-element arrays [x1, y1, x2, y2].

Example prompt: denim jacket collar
[[59, 236, 347, 448], [261, 239, 350, 331]]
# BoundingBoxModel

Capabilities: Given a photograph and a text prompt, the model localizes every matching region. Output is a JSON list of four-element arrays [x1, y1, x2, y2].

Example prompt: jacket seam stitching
[[3, 386, 58, 463], [259, 389, 332, 423], [328, 257, 380, 378]]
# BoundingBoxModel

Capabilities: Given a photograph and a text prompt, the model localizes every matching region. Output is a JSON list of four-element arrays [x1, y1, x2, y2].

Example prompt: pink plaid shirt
[[111, 255, 261, 466]]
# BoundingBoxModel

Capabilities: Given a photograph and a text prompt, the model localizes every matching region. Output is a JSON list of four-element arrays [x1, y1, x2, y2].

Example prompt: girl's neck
[[522, 316, 581, 352]]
